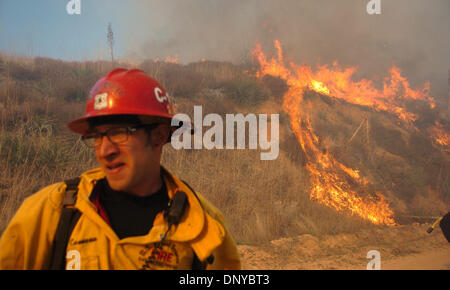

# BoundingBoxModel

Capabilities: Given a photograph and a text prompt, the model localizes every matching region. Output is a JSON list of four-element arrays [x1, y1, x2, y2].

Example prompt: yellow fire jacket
[[0, 167, 241, 270]]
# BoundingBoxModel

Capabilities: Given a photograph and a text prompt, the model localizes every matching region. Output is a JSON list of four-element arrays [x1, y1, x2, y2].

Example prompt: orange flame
[[152, 54, 180, 64], [164, 54, 179, 64], [427, 120, 450, 150], [253, 41, 448, 148], [253, 40, 398, 225], [253, 42, 434, 124]]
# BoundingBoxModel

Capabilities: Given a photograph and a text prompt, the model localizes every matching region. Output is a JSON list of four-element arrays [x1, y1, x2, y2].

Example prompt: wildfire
[[152, 54, 180, 64], [164, 54, 179, 64], [253, 40, 402, 225], [428, 120, 450, 150], [253, 42, 434, 124]]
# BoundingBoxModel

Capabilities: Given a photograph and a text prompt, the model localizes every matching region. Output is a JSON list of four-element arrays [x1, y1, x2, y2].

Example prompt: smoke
[[122, 0, 449, 101]]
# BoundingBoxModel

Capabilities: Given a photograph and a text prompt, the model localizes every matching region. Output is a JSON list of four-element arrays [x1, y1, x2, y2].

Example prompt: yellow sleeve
[[207, 224, 242, 270], [0, 183, 64, 269], [194, 194, 241, 270]]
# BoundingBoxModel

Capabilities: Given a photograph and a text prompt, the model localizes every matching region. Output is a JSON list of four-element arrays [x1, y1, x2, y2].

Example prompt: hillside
[[0, 54, 449, 251]]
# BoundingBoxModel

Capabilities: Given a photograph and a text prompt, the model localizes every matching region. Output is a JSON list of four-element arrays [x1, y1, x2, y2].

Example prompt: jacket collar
[[73, 167, 225, 259]]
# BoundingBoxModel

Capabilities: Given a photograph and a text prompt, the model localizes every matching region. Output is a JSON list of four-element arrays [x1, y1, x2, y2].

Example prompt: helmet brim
[[68, 112, 194, 137]]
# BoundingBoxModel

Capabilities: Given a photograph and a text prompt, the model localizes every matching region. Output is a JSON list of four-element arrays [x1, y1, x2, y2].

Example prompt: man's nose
[[96, 136, 119, 158]]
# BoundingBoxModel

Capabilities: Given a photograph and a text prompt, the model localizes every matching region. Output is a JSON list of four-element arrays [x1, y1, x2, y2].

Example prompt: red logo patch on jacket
[[139, 242, 179, 270]]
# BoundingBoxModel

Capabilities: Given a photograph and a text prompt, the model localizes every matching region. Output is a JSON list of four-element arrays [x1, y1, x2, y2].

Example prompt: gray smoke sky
[[121, 0, 449, 102]]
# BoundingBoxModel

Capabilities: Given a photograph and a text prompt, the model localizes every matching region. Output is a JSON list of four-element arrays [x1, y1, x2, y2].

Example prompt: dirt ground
[[237, 224, 450, 270]]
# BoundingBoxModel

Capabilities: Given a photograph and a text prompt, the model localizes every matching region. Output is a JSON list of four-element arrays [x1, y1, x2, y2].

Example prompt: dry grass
[[0, 98, 97, 232], [162, 146, 379, 244]]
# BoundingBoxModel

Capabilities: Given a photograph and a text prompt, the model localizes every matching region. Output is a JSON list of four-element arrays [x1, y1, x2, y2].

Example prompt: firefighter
[[0, 68, 242, 270]]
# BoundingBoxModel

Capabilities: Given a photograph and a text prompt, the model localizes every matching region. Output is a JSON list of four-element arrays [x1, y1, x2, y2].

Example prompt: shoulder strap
[[48, 177, 81, 270]]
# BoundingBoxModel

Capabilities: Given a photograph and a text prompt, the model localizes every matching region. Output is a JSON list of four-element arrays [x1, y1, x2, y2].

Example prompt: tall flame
[[254, 41, 449, 150], [253, 40, 406, 225], [253, 41, 434, 124]]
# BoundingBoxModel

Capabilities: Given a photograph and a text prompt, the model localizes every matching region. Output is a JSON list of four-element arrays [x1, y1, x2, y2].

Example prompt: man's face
[[92, 123, 165, 195]]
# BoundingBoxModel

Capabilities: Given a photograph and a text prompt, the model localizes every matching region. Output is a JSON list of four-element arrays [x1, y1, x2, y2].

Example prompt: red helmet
[[68, 68, 176, 135]]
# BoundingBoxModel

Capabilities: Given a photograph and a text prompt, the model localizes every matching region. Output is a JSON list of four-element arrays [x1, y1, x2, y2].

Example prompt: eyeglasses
[[81, 124, 159, 148]]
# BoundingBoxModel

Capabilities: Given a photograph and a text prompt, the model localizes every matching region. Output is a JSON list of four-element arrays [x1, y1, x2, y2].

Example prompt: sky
[[0, 0, 448, 100], [0, 0, 130, 60]]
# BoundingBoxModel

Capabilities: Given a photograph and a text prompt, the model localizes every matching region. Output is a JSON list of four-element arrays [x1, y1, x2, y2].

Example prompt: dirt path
[[382, 248, 450, 270], [238, 224, 450, 270]]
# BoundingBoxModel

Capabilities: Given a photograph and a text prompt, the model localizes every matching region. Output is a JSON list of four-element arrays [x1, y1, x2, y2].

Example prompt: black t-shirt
[[93, 178, 170, 240]]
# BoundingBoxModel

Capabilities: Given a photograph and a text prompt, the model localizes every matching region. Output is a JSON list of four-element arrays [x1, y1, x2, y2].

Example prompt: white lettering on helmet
[[166, 93, 174, 114], [94, 93, 108, 110], [154, 87, 168, 103]]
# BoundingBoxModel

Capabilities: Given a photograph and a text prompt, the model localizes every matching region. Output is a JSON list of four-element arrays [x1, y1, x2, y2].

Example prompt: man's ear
[[149, 124, 170, 148]]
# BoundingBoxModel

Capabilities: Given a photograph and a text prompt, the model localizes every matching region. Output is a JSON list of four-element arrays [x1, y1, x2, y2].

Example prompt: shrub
[[370, 118, 407, 157], [262, 75, 289, 99], [223, 76, 270, 106]]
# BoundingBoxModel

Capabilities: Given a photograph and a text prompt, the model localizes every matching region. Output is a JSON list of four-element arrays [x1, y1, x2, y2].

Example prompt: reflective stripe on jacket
[[0, 167, 241, 270]]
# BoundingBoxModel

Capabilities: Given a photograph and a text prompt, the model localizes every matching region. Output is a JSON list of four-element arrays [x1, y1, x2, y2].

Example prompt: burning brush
[[252, 40, 447, 226]]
